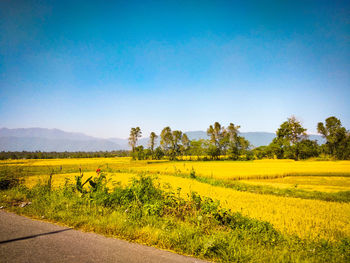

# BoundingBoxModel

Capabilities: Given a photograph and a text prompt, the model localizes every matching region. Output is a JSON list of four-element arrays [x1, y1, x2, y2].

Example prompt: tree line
[[1, 116, 349, 160], [0, 150, 129, 160], [129, 116, 350, 161]]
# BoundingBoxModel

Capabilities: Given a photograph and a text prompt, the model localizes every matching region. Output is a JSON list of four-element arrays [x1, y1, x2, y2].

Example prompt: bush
[[0, 170, 20, 190], [190, 168, 196, 178]]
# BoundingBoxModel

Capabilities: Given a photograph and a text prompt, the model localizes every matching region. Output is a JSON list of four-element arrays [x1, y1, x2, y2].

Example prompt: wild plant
[[75, 168, 92, 194]]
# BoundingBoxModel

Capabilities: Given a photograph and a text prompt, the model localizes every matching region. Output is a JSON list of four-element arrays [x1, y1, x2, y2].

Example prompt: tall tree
[[276, 116, 307, 145], [226, 123, 251, 159], [128, 127, 142, 152], [160, 127, 173, 151], [149, 132, 158, 152], [271, 116, 308, 160], [207, 122, 227, 156], [189, 139, 206, 158], [181, 133, 190, 154], [227, 123, 240, 143], [207, 122, 225, 148], [172, 130, 183, 153], [317, 116, 349, 159]]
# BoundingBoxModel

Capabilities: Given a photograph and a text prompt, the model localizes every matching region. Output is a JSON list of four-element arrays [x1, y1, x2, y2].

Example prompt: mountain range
[[0, 128, 325, 152]]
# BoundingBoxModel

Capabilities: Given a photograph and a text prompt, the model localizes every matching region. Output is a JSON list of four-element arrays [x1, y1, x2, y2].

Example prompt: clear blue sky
[[0, 0, 349, 138]]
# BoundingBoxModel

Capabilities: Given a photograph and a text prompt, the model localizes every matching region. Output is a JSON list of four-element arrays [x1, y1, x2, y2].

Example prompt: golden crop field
[[242, 176, 350, 192], [24, 171, 350, 241], [5, 158, 350, 179], [5, 157, 350, 242], [1, 157, 140, 168], [155, 174, 350, 241], [130, 159, 350, 180]]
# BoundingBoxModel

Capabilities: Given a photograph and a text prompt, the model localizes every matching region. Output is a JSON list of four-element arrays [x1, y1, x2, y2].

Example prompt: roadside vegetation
[[1, 172, 349, 262]]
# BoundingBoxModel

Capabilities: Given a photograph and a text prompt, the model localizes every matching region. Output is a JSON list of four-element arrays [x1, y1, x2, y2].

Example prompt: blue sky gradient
[[0, 0, 349, 138]]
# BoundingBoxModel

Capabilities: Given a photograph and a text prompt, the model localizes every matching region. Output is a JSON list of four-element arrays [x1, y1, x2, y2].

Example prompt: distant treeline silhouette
[[0, 150, 129, 160]]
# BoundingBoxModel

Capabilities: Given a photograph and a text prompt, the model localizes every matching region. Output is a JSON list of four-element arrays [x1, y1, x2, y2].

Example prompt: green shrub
[[0, 169, 20, 190]]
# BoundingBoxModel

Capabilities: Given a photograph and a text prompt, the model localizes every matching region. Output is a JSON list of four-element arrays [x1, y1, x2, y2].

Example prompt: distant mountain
[[184, 131, 209, 140], [0, 127, 95, 141], [0, 128, 121, 151], [240, 132, 277, 147], [0, 137, 121, 152], [0, 128, 325, 152], [108, 137, 159, 149], [108, 138, 129, 149]]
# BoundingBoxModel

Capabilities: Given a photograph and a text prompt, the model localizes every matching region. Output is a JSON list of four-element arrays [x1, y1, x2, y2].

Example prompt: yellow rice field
[[242, 176, 350, 192], [5, 158, 350, 242], [1, 157, 144, 168], [155, 174, 350, 242], [25, 171, 350, 242], [5, 158, 350, 180], [130, 159, 350, 180]]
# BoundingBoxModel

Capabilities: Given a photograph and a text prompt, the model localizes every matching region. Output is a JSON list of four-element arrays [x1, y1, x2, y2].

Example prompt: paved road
[[0, 210, 208, 263]]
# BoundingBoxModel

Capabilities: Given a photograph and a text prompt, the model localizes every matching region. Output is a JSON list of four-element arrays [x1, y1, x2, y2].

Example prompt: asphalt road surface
[[0, 210, 208, 263]]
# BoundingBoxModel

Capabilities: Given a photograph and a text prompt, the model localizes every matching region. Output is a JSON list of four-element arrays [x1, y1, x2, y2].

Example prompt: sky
[[0, 0, 349, 139]]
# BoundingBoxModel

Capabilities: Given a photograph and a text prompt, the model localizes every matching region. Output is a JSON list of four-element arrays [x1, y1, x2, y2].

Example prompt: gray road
[[0, 210, 208, 263]]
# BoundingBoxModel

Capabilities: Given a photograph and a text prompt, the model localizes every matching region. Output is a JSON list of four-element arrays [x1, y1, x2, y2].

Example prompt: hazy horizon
[[0, 126, 324, 140], [1, 0, 349, 138]]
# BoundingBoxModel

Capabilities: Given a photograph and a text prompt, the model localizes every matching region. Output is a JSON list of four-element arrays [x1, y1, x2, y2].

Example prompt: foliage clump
[[0, 168, 21, 190]]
